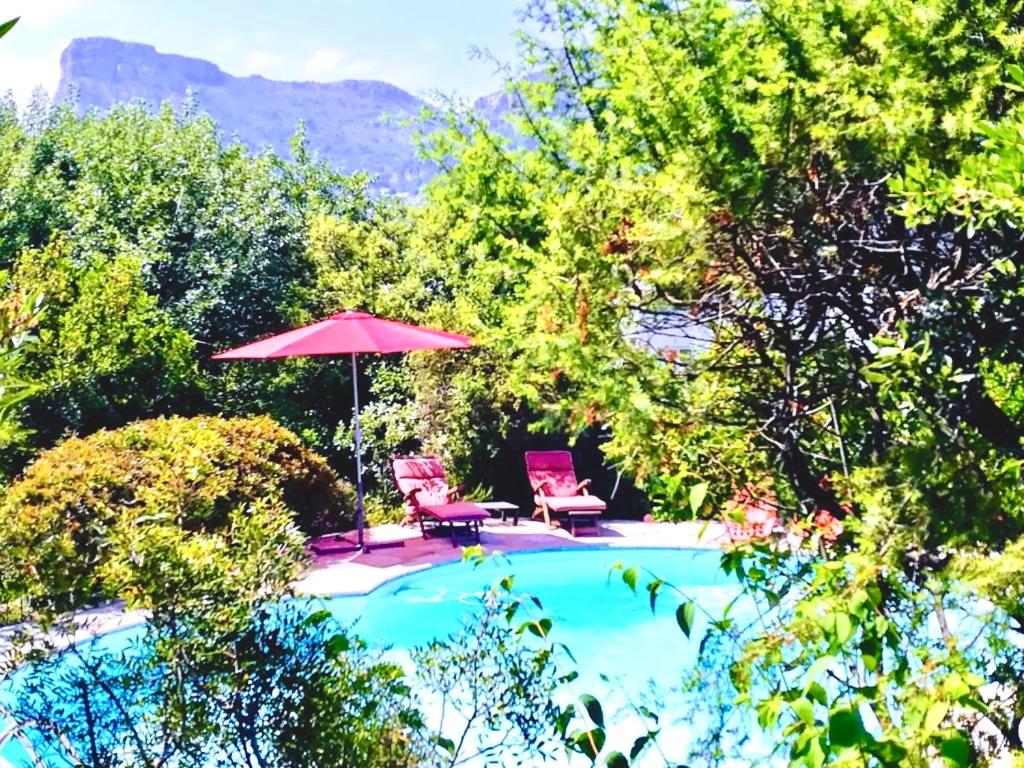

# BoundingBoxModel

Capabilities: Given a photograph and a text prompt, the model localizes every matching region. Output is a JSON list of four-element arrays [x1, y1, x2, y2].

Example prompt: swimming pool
[[1, 546, 764, 767], [322, 546, 756, 765], [324, 546, 739, 683]]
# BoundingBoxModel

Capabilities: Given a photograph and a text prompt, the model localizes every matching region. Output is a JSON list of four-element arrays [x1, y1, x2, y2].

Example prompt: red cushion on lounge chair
[[524, 450, 581, 497], [393, 455, 451, 508], [418, 501, 490, 522], [538, 495, 606, 513]]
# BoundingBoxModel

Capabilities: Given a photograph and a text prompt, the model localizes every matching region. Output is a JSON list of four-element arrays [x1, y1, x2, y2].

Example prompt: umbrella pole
[[351, 352, 367, 551]]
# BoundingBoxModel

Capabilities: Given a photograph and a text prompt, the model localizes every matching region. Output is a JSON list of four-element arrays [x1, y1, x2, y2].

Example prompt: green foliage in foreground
[[4, 573, 569, 768], [407, 0, 1024, 764], [5, 0, 1024, 762], [10, 604, 428, 768], [0, 415, 354, 621]]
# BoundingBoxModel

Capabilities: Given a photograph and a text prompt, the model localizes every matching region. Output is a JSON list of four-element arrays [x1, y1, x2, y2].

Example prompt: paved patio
[[300, 518, 729, 595]]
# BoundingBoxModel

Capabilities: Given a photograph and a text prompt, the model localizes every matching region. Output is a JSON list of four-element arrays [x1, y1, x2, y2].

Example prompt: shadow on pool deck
[[298, 519, 728, 596]]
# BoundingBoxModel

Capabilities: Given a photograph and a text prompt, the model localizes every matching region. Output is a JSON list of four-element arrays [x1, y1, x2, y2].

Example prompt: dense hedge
[[0, 415, 355, 617]]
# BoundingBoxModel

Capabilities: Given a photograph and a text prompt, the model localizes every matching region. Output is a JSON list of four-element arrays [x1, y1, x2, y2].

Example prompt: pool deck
[[300, 518, 728, 595], [33, 519, 726, 641]]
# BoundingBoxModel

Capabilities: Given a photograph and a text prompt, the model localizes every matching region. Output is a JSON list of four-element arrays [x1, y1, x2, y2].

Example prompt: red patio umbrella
[[213, 311, 473, 550]]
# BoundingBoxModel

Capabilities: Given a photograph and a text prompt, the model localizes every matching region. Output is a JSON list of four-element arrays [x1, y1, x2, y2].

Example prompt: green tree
[[415, 0, 1024, 763], [0, 100, 377, 474]]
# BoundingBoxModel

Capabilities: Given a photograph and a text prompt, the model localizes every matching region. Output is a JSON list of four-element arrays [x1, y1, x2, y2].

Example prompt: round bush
[[0, 415, 355, 618]]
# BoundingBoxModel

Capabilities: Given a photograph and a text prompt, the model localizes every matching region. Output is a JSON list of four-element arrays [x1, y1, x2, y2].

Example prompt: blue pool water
[[2, 547, 760, 767], [322, 547, 759, 765], [324, 546, 739, 679]]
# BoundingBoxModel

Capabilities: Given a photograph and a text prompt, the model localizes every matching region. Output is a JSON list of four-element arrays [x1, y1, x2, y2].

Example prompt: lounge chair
[[391, 455, 489, 545], [524, 450, 605, 536]]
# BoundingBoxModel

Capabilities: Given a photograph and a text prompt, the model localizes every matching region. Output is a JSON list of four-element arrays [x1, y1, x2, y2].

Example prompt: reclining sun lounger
[[391, 455, 489, 545], [524, 450, 605, 536]]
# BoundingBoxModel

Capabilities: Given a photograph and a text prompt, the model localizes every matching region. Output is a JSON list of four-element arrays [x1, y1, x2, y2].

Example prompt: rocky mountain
[[57, 37, 451, 194]]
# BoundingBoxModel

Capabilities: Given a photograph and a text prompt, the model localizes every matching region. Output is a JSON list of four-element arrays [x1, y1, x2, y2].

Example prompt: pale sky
[[0, 0, 526, 107]]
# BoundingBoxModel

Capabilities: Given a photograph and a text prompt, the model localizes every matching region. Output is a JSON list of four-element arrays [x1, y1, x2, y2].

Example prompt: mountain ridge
[[57, 37, 493, 194]]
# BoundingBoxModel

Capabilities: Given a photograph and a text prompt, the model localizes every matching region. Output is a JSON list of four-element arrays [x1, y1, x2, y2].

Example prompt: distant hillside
[[57, 38, 447, 194]]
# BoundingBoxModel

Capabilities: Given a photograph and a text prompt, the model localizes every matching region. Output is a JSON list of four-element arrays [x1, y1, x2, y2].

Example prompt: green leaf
[[803, 655, 835, 690], [638, 705, 658, 723], [303, 609, 332, 627], [939, 734, 970, 767], [521, 618, 552, 638], [791, 697, 815, 726], [676, 601, 696, 637], [862, 24, 889, 51], [324, 633, 350, 657], [961, 696, 989, 714], [828, 708, 866, 748], [866, 738, 908, 764], [554, 704, 575, 737], [806, 682, 828, 706], [622, 566, 638, 593], [688, 482, 708, 516], [571, 728, 606, 760], [646, 578, 663, 612], [504, 601, 519, 623], [581, 693, 605, 727], [605, 751, 629, 768], [924, 701, 949, 734], [462, 544, 486, 565], [834, 612, 853, 644], [630, 732, 654, 759], [432, 734, 456, 755], [0, 17, 18, 41]]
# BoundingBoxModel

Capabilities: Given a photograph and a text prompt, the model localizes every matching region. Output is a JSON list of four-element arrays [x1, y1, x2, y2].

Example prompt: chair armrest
[[575, 479, 592, 493], [531, 479, 551, 495], [401, 488, 422, 506], [446, 484, 463, 501]]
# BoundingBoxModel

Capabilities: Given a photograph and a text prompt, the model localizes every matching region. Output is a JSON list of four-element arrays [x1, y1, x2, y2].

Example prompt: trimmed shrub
[[0, 415, 355, 619]]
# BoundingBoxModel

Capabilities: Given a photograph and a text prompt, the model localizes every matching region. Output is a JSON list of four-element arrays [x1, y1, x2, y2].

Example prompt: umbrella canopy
[[212, 311, 473, 551], [211, 311, 472, 359]]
